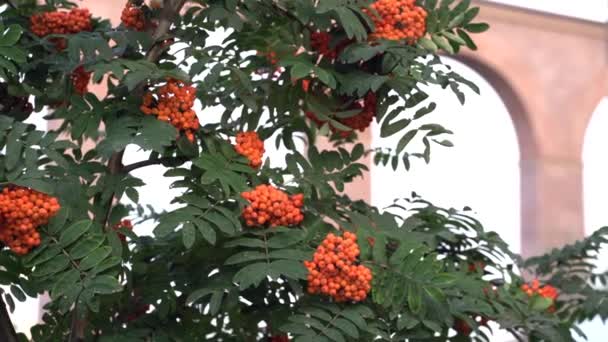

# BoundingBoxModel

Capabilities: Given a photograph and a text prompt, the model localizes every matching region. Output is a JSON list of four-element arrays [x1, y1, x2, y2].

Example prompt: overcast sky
[[489, 0, 608, 22]]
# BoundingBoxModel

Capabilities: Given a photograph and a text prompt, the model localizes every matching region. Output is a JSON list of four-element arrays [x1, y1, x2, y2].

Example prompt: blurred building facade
[[364, 0, 608, 258]]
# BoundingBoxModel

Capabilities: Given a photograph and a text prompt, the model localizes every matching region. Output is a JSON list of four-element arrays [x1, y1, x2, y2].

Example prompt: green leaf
[[422, 319, 442, 333], [125, 187, 139, 203], [269, 259, 308, 280], [0, 25, 23, 47], [335, 7, 367, 41], [182, 222, 196, 249], [431, 34, 454, 53], [331, 318, 359, 338], [59, 220, 93, 248], [417, 37, 438, 52], [69, 234, 105, 260], [86, 275, 122, 294], [351, 144, 364, 160], [90, 256, 121, 274], [204, 211, 236, 235], [186, 288, 214, 305], [34, 255, 70, 277], [225, 251, 267, 265], [224, 238, 265, 249], [233, 262, 268, 289], [372, 235, 387, 264], [79, 247, 112, 270], [340, 307, 368, 331], [448, 11, 467, 29], [396, 130, 418, 154], [530, 296, 554, 312], [457, 29, 477, 50], [442, 31, 467, 45], [9, 285, 25, 302], [381, 119, 410, 138], [208, 291, 224, 315], [407, 283, 422, 314], [50, 270, 81, 300], [5, 128, 23, 171], [291, 63, 312, 80], [194, 219, 217, 245], [24, 244, 61, 268], [321, 326, 345, 342], [465, 23, 490, 33], [414, 102, 436, 119]]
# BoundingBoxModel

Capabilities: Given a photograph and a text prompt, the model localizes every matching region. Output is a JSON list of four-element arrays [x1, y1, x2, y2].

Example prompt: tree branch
[[100, 0, 188, 231], [122, 156, 188, 173], [0, 296, 18, 342], [68, 1, 190, 341], [1, 0, 18, 10]]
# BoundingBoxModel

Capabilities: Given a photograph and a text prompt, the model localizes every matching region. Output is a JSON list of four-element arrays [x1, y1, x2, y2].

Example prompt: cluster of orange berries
[[30, 8, 92, 50], [71, 66, 91, 95], [467, 260, 486, 273], [113, 219, 133, 242], [0, 186, 60, 255], [306, 92, 377, 138], [264, 51, 279, 65], [304, 231, 372, 302], [311, 32, 338, 60], [121, 2, 146, 31], [310, 32, 352, 61], [141, 79, 200, 142], [368, 0, 427, 43], [522, 279, 558, 311], [453, 316, 489, 336], [241, 185, 304, 227], [235, 131, 265, 168]]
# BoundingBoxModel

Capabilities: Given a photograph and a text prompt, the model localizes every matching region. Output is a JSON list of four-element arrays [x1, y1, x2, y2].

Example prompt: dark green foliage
[[0, 0, 603, 341]]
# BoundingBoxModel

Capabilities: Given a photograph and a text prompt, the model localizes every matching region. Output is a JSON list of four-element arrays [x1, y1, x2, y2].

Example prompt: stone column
[[520, 157, 585, 257]]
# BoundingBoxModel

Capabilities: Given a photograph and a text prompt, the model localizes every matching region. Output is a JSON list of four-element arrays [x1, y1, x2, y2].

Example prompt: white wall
[[371, 57, 521, 252], [488, 0, 608, 23], [579, 97, 608, 342]]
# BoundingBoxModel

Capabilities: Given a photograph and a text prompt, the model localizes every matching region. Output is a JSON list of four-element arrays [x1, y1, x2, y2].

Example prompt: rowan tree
[[0, 0, 606, 341]]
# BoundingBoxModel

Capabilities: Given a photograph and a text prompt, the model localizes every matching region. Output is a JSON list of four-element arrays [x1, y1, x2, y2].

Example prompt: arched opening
[[583, 97, 608, 235], [371, 57, 523, 252], [579, 96, 608, 341]]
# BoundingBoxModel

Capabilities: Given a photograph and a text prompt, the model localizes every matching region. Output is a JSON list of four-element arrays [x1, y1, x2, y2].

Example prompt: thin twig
[[2, 0, 18, 10], [122, 156, 188, 173]]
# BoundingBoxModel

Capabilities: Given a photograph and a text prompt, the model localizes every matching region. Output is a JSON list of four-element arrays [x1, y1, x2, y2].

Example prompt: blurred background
[[8, 0, 608, 340]]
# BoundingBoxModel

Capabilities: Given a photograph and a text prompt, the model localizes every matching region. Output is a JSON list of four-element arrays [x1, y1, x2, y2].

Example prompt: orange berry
[[71, 65, 91, 95], [234, 132, 265, 168], [140, 79, 199, 142], [30, 8, 92, 51], [306, 92, 377, 137], [366, 0, 427, 44], [113, 219, 134, 242], [304, 231, 372, 302], [521, 279, 559, 312], [121, 2, 147, 31], [0, 186, 61, 255], [241, 185, 304, 228]]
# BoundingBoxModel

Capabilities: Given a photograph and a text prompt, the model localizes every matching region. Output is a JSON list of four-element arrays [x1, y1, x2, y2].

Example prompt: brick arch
[[452, 54, 537, 161], [581, 75, 608, 156]]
